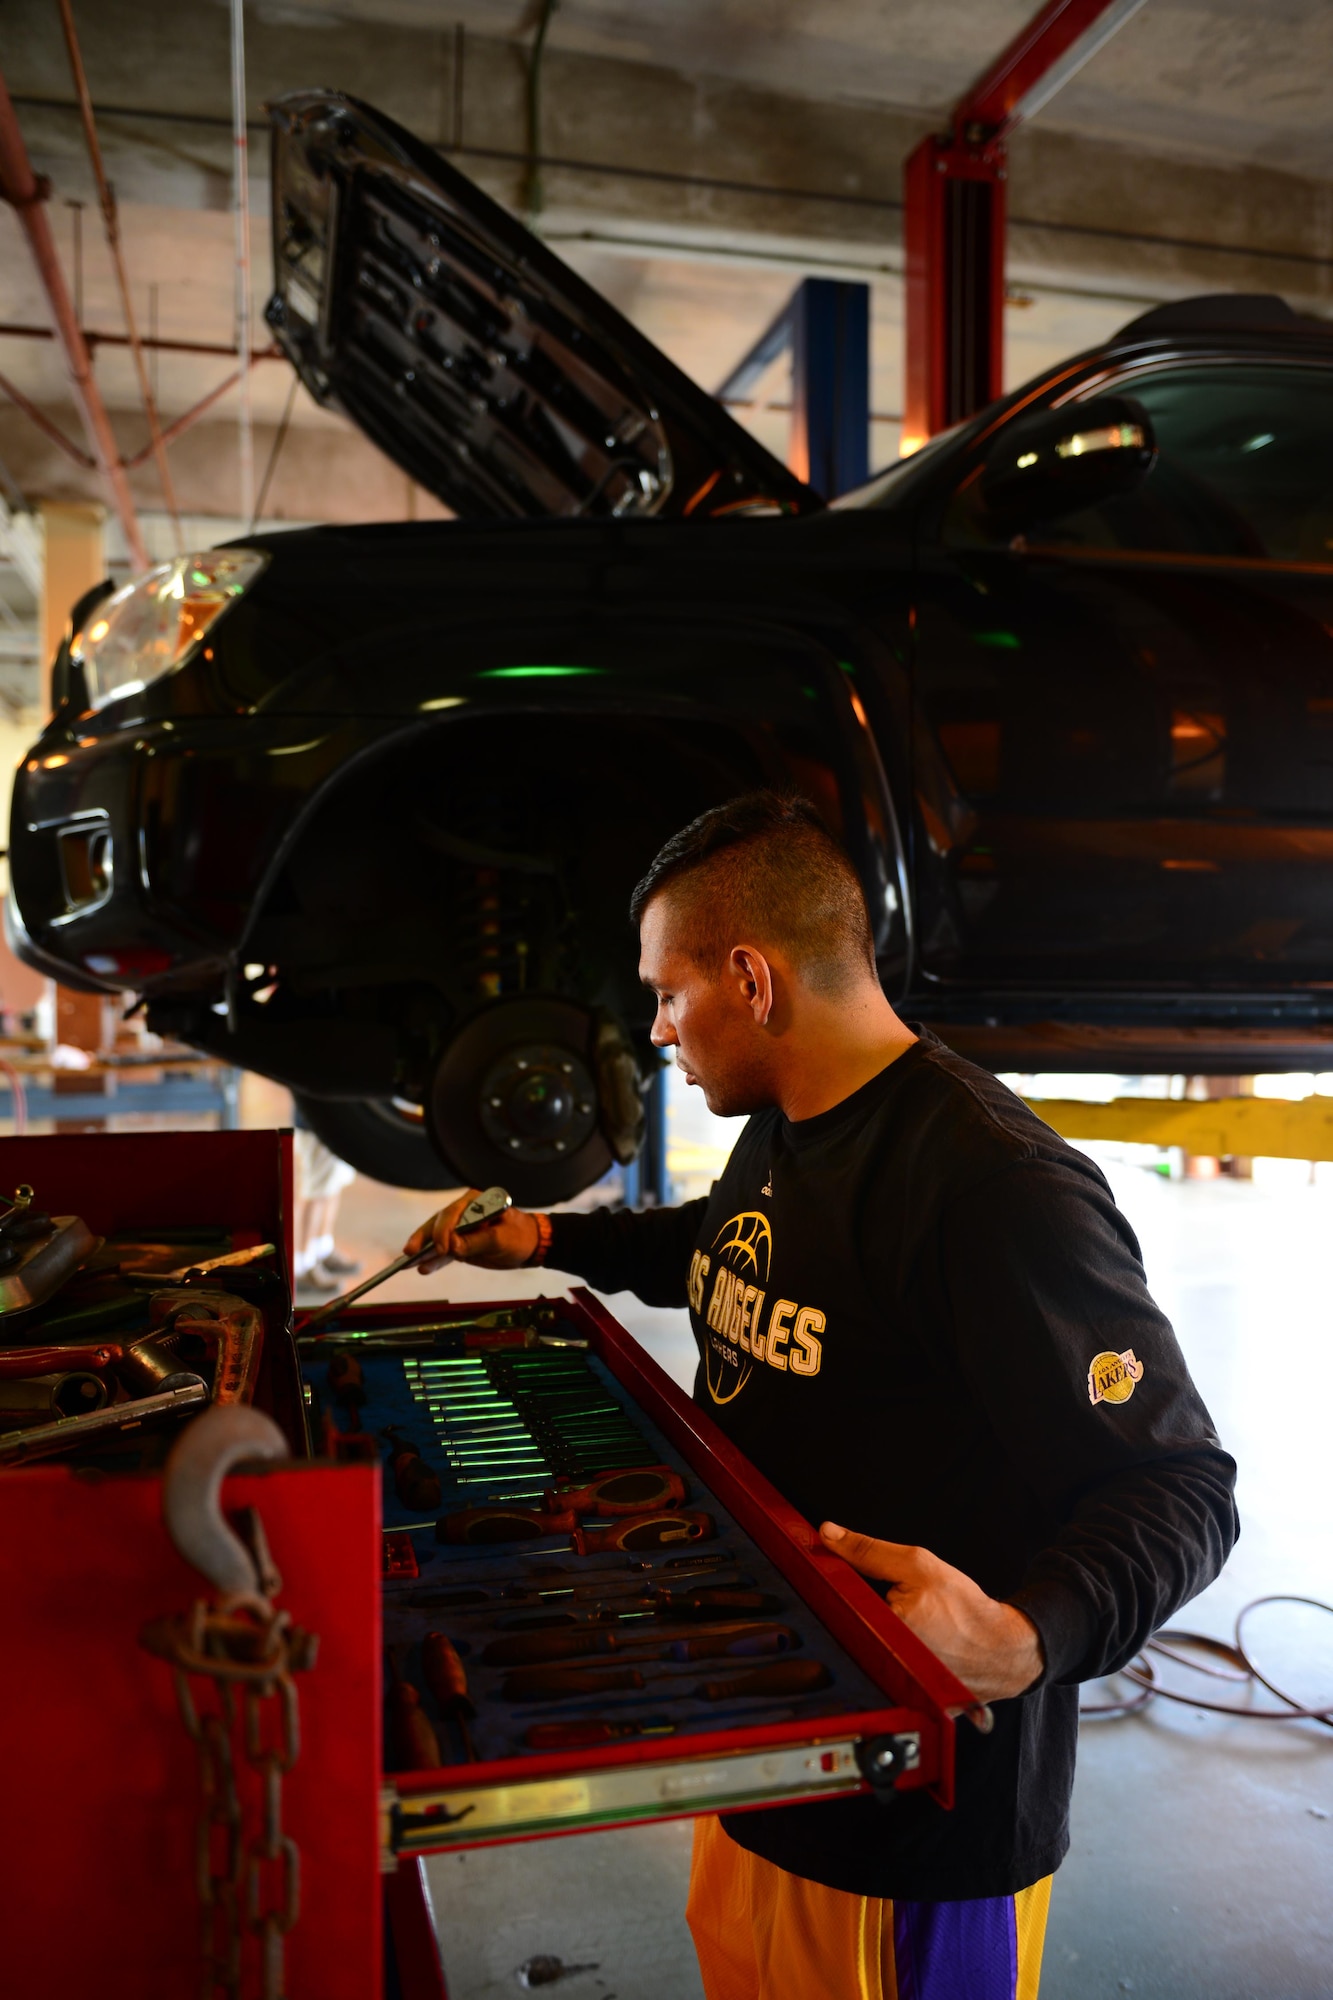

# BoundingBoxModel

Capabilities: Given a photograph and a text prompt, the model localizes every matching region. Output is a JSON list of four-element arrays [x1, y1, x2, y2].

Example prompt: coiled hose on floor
[[1081, 1594, 1333, 1722]]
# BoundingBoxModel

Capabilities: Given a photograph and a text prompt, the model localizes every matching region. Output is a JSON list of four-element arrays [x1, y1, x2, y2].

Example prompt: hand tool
[[116, 1330, 205, 1396], [520, 1550, 734, 1580], [320, 1409, 379, 1464], [452, 1474, 551, 1491], [0, 1377, 208, 1464], [577, 1511, 715, 1555], [434, 1507, 715, 1552], [386, 1652, 442, 1769], [483, 1624, 797, 1667], [438, 1437, 544, 1460], [422, 1633, 478, 1761], [504, 1573, 751, 1605], [521, 1704, 817, 1750], [408, 1585, 493, 1609], [545, 1467, 686, 1516], [302, 1186, 512, 1330], [147, 1289, 265, 1407], [327, 1348, 368, 1413], [0, 1369, 108, 1421], [297, 1305, 585, 1350], [484, 1577, 765, 1624], [153, 1241, 277, 1282], [525, 1717, 679, 1749], [431, 1426, 537, 1448], [439, 1450, 548, 1472], [511, 1587, 781, 1622], [438, 1503, 579, 1544], [0, 1342, 124, 1377], [383, 1428, 443, 1511], [500, 1658, 834, 1704]]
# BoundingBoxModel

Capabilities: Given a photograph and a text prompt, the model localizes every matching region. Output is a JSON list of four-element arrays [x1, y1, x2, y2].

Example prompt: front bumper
[[4, 889, 114, 995]]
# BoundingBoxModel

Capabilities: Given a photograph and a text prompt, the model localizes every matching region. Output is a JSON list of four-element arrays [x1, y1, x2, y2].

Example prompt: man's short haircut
[[629, 791, 877, 994]]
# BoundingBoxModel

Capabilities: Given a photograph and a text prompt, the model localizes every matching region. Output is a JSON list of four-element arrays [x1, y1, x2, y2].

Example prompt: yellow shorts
[[686, 1814, 1052, 2000]]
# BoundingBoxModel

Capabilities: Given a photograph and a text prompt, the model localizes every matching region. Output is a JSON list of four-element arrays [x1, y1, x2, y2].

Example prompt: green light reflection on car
[[478, 664, 608, 679]]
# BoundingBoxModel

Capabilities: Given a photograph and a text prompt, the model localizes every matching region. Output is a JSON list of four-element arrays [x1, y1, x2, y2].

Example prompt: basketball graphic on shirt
[[712, 1211, 772, 1284]]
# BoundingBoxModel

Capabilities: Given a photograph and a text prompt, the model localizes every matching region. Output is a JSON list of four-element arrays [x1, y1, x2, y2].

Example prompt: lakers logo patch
[[1088, 1349, 1144, 1406]]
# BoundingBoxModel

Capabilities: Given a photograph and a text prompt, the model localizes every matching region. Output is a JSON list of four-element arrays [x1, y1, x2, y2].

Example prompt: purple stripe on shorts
[[893, 1892, 1018, 2000]]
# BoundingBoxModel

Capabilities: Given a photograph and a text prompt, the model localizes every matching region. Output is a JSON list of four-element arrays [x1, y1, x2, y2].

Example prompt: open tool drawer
[[304, 1288, 979, 1867]]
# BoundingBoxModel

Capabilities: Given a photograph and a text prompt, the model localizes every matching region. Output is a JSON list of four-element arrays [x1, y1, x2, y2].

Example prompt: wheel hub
[[478, 1043, 597, 1163]]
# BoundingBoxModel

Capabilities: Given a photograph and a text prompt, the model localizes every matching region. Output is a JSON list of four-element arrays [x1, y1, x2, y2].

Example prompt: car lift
[[718, 2, 1149, 491], [903, 0, 1148, 450], [715, 279, 871, 501]]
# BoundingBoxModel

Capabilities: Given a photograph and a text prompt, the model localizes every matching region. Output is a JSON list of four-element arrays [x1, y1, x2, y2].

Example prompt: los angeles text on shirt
[[687, 1212, 824, 1403]]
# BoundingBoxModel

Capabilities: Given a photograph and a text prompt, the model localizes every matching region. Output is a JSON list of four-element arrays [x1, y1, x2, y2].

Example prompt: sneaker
[[296, 1261, 341, 1295], [320, 1247, 362, 1277]]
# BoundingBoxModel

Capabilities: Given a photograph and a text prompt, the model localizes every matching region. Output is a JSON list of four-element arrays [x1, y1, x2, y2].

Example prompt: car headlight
[[70, 548, 268, 712]]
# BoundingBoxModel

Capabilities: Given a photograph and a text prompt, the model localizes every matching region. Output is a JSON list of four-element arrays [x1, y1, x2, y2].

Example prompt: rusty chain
[[143, 1569, 317, 2000]]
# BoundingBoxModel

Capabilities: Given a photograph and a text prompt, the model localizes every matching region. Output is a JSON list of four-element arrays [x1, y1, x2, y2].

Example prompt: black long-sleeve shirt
[[547, 1032, 1237, 1898]]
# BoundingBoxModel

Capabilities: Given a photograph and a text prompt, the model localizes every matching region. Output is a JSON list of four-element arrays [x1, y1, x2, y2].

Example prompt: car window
[[948, 364, 1333, 562]]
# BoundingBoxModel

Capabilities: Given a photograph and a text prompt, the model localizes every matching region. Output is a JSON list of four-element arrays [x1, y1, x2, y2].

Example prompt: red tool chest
[[0, 1131, 976, 1999]]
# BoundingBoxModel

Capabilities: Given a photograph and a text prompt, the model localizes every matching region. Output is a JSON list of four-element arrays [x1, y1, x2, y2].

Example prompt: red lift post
[[902, 0, 1148, 454]]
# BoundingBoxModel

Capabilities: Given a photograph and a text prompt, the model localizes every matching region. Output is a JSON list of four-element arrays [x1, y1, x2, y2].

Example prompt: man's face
[[638, 894, 777, 1118]]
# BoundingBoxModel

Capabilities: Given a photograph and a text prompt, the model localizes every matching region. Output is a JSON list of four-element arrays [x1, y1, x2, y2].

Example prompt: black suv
[[11, 91, 1333, 1200]]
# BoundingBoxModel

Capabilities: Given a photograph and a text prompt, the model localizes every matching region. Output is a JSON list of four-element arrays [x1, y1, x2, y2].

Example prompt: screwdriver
[[386, 1652, 442, 1770], [439, 1503, 579, 1544], [500, 1658, 833, 1704], [482, 1623, 797, 1667], [515, 1587, 782, 1620], [546, 1468, 685, 1515], [421, 1633, 478, 1761], [520, 1550, 735, 1581]]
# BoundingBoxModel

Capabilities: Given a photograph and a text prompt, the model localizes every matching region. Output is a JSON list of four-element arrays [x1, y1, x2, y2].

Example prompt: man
[[406, 792, 1237, 2000]]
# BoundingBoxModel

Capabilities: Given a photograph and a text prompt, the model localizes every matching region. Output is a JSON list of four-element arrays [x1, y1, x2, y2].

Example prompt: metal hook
[[161, 1400, 288, 1597]]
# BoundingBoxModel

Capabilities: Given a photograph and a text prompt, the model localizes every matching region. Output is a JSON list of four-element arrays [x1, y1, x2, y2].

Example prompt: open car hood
[[267, 92, 819, 521]]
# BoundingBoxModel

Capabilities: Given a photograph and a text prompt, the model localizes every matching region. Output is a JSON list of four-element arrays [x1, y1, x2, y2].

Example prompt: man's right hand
[[404, 1191, 544, 1272]]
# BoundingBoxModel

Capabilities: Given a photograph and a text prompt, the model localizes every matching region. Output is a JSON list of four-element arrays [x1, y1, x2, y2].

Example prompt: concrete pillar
[[39, 502, 106, 714]]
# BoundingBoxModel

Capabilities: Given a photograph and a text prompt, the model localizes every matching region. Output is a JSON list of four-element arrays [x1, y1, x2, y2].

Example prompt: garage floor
[[332, 1156, 1333, 2000]]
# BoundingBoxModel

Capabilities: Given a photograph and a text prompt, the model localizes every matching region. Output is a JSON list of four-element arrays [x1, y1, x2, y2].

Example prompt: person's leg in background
[[293, 1129, 359, 1294], [686, 1816, 1052, 2000]]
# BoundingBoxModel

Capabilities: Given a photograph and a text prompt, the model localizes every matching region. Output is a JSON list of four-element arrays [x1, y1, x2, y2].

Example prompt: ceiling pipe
[[230, 0, 254, 527], [0, 63, 147, 569], [54, 0, 183, 545]]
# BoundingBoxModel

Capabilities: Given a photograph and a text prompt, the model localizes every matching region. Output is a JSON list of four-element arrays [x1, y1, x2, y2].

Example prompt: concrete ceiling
[[248, 0, 1333, 177]]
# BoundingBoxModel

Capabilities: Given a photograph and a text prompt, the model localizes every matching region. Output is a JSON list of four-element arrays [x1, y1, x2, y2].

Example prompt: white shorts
[[294, 1127, 356, 1201]]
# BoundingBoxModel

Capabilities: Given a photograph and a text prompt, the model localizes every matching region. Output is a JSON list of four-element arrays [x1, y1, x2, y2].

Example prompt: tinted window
[[952, 365, 1333, 561]]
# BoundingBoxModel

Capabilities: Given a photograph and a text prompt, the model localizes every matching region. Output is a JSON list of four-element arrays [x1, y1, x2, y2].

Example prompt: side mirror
[[980, 395, 1156, 531]]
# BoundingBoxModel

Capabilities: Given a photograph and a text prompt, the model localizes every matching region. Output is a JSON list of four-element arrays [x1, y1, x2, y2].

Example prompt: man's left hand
[[819, 1522, 1044, 1702]]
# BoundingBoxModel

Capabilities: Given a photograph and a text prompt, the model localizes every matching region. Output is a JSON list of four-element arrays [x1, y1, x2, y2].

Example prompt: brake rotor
[[428, 999, 617, 1206]]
